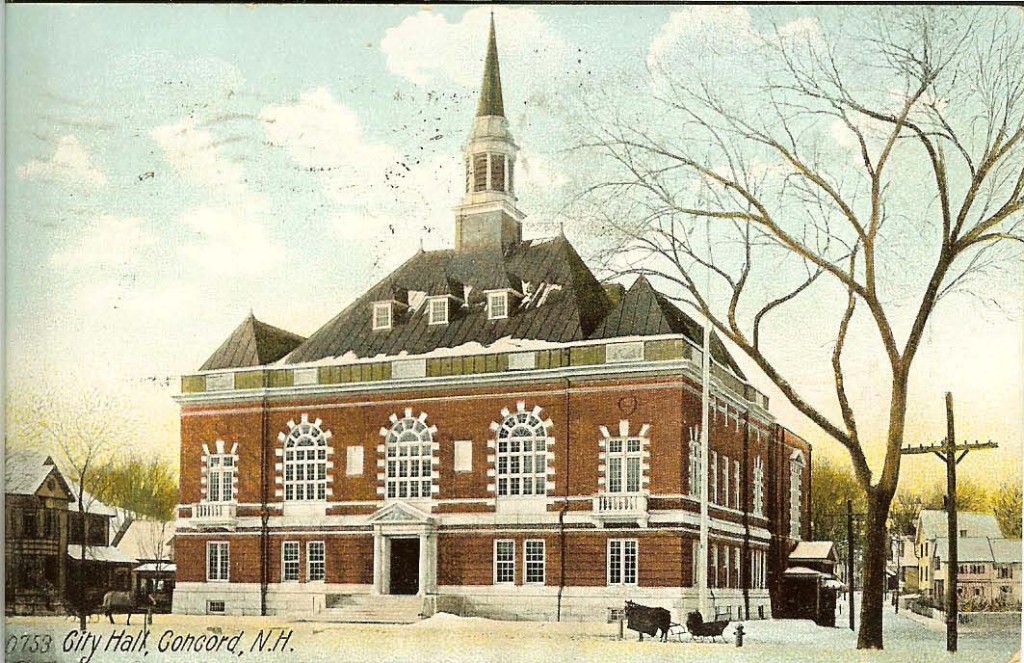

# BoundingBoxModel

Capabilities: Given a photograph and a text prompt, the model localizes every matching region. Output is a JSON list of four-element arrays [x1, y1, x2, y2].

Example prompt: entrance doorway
[[389, 538, 419, 595]]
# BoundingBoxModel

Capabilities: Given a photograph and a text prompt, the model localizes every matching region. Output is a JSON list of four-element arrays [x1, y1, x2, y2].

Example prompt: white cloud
[[178, 206, 281, 275], [151, 117, 246, 194], [648, 6, 755, 71], [260, 87, 397, 199], [51, 215, 156, 268], [17, 135, 107, 188], [381, 7, 567, 89]]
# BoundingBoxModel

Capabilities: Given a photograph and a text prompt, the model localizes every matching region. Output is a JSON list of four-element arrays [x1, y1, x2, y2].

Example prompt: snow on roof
[[933, 537, 996, 563], [67, 545, 137, 564], [917, 510, 1001, 541], [990, 539, 1022, 564], [4, 449, 65, 496], [783, 566, 826, 577], [116, 520, 174, 561], [789, 541, 837, 562], [134, 563, 176, 573], [68, 483, 119, 517]]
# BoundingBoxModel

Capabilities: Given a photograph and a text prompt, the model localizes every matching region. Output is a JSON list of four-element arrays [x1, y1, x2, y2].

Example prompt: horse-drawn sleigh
[[622, 601, 731, 643]]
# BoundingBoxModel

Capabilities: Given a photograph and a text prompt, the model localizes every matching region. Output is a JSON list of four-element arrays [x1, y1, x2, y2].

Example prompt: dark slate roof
[[284, 235, 612, 364], [590, 276, 744, 377], [476, 15, 504, 118], [200, 313, 306, 371]]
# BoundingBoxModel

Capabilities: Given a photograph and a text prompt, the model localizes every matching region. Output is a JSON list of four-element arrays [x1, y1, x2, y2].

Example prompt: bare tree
[[26, 390, 119, 630], [581, 7, 1022, 649]]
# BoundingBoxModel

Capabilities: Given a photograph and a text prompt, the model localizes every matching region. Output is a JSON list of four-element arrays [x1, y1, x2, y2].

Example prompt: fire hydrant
[[735, 624, 744, 647]]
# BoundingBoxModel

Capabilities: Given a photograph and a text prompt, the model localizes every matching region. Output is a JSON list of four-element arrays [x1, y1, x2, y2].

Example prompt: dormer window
[[373, 302, 393, 330], [427, 297, 449, 326], [487, 291, 509, 320]]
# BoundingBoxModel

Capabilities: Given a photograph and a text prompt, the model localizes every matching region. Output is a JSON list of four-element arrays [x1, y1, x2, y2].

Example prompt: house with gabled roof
[[173, 18, 811, 622]]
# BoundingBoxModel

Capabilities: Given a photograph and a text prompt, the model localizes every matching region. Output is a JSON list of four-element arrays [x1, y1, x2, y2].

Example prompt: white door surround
[[368, 502, 437, 597]]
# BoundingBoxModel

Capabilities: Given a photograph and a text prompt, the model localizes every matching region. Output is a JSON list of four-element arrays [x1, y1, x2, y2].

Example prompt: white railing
[[593, 494, 648, 515], [192, 502, 237, 527]]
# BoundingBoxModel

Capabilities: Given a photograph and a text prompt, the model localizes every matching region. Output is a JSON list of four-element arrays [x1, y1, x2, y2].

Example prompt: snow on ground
[[5, 600, 1019, 663]]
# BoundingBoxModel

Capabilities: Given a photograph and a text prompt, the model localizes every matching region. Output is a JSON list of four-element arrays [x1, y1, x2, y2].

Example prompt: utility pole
[[900, 392, 998, 654], [847, 498, 855, 632]]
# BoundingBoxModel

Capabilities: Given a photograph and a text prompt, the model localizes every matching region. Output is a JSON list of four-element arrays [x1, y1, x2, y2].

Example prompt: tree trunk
[[857, 491, 891, 649]]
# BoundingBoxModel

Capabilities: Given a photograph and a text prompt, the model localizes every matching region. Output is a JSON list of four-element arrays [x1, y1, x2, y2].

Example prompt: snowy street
[[5, 599, 1020, 663]]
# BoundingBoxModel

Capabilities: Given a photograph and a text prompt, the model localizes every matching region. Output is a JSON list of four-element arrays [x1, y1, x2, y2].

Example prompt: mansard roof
[[590, 275, 745, 378], [284, 235, 612, 364], [200, 313, 306, 371]]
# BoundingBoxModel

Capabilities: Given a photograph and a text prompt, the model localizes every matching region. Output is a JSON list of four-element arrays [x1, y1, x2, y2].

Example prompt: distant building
[[172, 18, 812, 622], [116, 519, 176, 610], [4, 450, 136, 614], [913, 509, 1020, 607], [5, 450, 73, 615]]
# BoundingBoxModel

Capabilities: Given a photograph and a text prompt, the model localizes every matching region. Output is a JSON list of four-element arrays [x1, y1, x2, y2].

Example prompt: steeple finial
[[476, 13, 505, 118]]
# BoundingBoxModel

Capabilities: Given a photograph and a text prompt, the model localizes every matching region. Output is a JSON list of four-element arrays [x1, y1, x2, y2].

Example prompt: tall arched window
[[384, 411, 435, 499], [495, 407, 549, 497], [284, 419, 329, 501]]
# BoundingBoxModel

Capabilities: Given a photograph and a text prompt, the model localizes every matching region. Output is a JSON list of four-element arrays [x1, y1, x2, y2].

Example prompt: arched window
[[384, 412, 435, 499], [202, 440, 238, 503], [496, 408, 549, 497], [284, 419, 329, 501]]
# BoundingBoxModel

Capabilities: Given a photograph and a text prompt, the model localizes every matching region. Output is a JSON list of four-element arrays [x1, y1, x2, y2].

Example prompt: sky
[[5, 5, 1022, 491]]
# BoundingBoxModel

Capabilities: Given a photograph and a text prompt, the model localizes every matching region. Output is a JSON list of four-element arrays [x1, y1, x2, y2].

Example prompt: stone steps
[[317, 594, 423, 624]]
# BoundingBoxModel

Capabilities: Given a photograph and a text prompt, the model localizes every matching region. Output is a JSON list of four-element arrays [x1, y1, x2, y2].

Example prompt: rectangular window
[[722, 455, 730, 508], [487, 291, 509, 320], [724, 544, 730, 587], [454, 440, 473, 473], [712, 544, 719, 587], [688, 428, 701, 497], [734, 460, 741, 511], [495, 433, 547, 497], [608, 539, 638, 586], [427, 298, 449, 325], [710, 451, 718, 504], [307, 541, 325, 582], [525, 540, 545, 584], [495, 540, 515, 584], [790, 456, 804, 538], [606, 438, 643, 494], [207, 542, 229, 581], [207, 454, 235, 503], [734, 547, 741, 589], [207, 600, 226, 614], [753, 457, 765, 516], [282, 541, 300, 582], [346, 446, 364, 476], [373, 302, 393, 330]]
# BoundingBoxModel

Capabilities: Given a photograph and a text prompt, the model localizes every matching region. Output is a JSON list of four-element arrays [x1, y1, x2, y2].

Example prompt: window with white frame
[[307, 541, 325, 582], [282, 541, 300, 582], [494, 540, 515, 584], [207, 542, 229, 581], [733, 547, 741, 589], [607, 437, 642, 493], [790, 452, 805, 538], [710, 451, 718, 504], [372, 302, 393, 330], [427, 297, 449, 325], [608, 539, 638, 586], [723, 544, 731, 587], [722, 455, 730, 508], [496, 410, 548, 497], [734, 460, 741, 511], [688, 428, 701, 496], [711, 544, 719, 586], [486, 291, 509, 320], [284, 420, 329, 501], [385, 415, 434, 500], [525, 540, 546, 584], [207, 453, 235, 503], [753, 456, 765, 516]]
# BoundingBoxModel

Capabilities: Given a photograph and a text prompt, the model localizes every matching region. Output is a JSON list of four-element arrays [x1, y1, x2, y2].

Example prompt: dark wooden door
[[390, 539, 419, 595]]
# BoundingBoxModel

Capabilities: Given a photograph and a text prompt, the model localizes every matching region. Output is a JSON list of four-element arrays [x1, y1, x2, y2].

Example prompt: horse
[[623, 600, 672, 642], [101, 591, 156, 625]]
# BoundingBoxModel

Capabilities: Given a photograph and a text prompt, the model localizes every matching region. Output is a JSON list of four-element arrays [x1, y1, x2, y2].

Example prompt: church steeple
[[476, 14, 505, 118], [455, 15, 524, 253]]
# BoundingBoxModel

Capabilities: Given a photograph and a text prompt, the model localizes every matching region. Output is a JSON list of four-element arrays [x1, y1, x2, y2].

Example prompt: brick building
[[173, 19, 811, 622]]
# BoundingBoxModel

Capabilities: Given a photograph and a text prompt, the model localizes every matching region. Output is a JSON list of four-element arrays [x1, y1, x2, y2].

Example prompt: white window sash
[[282, 541, 300, 582], [494, 539, 516, 584], [307, 541, 325, 582], [524, 540, 545, 584], [207, 542, 229, 582]]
